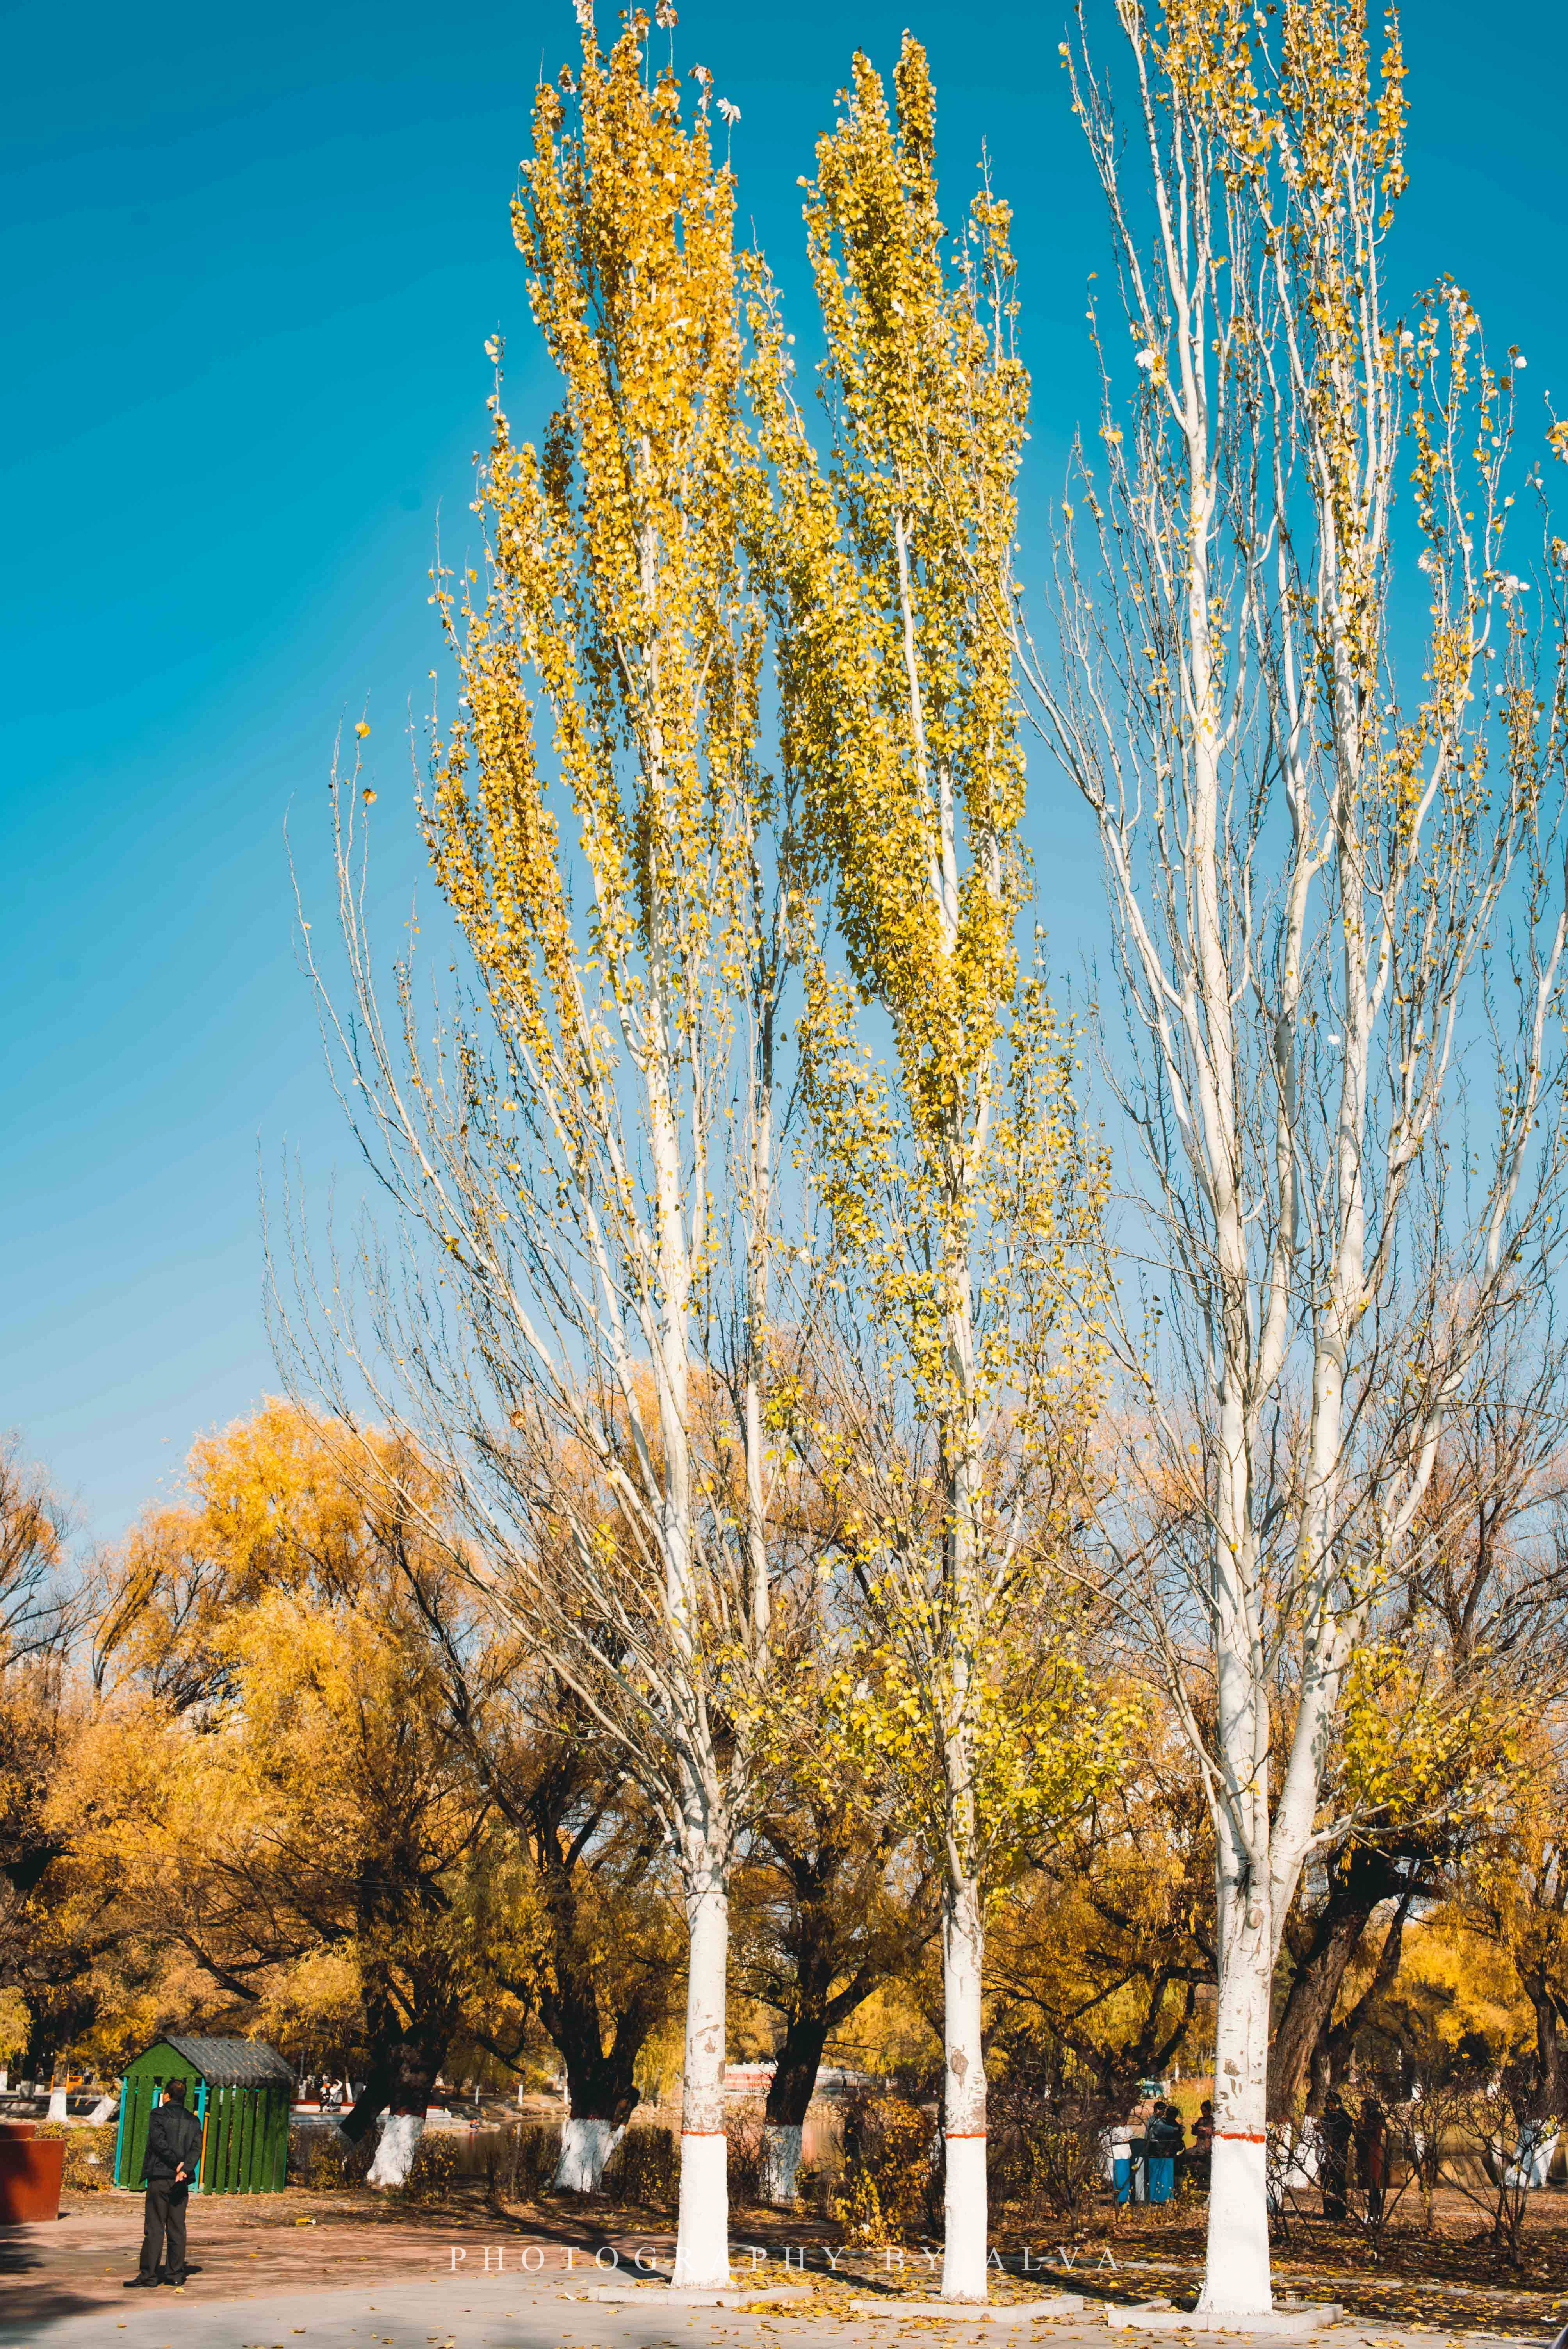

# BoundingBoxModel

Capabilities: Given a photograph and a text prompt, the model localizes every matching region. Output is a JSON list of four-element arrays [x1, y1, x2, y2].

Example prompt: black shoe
[[164, 2270, 188, 2287], [123, 2276, 158, 2288]]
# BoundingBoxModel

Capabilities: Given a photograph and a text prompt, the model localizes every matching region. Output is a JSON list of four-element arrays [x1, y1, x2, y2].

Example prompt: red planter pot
[[0, 2134, 65, 2222]]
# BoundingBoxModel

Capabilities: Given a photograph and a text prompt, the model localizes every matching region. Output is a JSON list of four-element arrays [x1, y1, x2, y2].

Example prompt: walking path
[[1, 2196, 1559, 2349]]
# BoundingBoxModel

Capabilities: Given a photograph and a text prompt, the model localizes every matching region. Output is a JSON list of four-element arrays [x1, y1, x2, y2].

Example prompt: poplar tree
[[752, 40, 1112, 2301], [1020, 0, 1568, 2311], [283, 8, 798, 2278]]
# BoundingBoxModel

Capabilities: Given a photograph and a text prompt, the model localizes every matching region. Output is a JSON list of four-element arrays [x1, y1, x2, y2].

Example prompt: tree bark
[[1269, 1847, 1404, 2118], [1198, 1896, 1272, 2317], [537, 1854, 658, 2191], [360, 2020, 454, 2188], [671, 1871, 730, 2289], [341, 1977, 459, 2195], [940, 1874, 987, 2304], [759, 2015, 832, 2206]]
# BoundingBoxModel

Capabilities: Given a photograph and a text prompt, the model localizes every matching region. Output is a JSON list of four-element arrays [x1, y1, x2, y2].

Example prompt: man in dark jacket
[[1319, 2088, 1353, 2221], [126, 2079, 203, 2288]]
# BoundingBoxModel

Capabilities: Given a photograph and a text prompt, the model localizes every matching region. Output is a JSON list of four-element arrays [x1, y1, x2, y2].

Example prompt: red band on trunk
[[680, 2129, 727, 2137], [944, 2130, 988, 2139], [1213, 2128, 1268, 2143]]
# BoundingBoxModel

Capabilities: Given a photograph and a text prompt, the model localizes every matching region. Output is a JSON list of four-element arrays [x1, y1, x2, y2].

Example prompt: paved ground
[[0, 2263, 1541, 2349], [0, 2195, 1559, 2349]]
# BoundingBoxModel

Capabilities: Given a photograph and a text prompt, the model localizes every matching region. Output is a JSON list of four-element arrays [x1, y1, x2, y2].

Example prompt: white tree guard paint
[[367, 2111, 424, 2189], [759, 2122, 802, 2206], [943, 2135, 988, 2299], [45, 2085, 68, 2123], [1196, 1913, 1273, 2316], [553, 2116, 625, 2193], [940, 1876, 988, 2304], [671, 1878, 731, 2290]]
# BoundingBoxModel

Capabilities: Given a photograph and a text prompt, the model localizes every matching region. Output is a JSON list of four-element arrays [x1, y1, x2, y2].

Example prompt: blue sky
[[4, 0, 1566, 1540]]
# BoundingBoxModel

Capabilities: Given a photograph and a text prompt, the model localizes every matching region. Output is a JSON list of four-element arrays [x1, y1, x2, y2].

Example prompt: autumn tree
[[1457, 1723, 1568, 2119], [732, 1754, 938, 2205], [987, 1688, 1213, 2104], [79, 1404, 508, 2181], [407, 1563, 681, 2190], [0, 1440, 79, 2073], [751, 40, 1113, 2298], [1270, 1330, 1568, 2116], [1021, 0, 1568, 2312], [279, 7, 805, 2283]]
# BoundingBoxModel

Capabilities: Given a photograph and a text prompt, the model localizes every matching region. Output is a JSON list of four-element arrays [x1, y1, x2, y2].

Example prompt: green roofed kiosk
[[114, 2035, 295, 2195]]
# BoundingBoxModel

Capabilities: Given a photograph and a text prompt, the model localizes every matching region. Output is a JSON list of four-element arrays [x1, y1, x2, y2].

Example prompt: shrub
[[794, 2158, 833, 2215], [397, 2129, 464, 2201], [288, 2124, 376, 2190], [833, 2094, 936, 2246], [602, 2122, 679, 2210], [489, 2120, 560, 2206], [37, 2123, 117, 2193], [727, 2109, 764, 2204], [987, 2075, 1116, 2222]]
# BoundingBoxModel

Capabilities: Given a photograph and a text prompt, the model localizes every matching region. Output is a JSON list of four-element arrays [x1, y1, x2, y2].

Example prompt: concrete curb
[[568, 2282, 819, 2308], [848, 2297, 1088, 2325], [1106, 2307, 1342, 2336]]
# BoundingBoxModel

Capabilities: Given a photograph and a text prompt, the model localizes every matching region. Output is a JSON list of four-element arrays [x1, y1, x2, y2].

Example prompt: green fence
[[114, 2035, 293, 2194]]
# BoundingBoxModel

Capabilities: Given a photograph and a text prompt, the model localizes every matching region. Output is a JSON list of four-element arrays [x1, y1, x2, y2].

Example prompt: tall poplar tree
[[283, 8, 799, 2281], [1020, 0, 1568, 2311], [752, 40, 1112, 2301]]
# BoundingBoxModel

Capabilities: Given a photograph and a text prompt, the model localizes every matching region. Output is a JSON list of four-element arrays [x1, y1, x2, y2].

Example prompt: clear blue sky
[[4, 0, 1565, 1540]]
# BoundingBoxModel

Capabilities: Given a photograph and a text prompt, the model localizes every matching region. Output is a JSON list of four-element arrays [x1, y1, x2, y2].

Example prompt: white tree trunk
[[671, 1876, 731, 2289], [1197, 1902, 1273, 2316], [759, 2121, 802, 2205], [367, 2111, 424, 2189], [553, 2116, 626, 2193], [46, 2085, 68, 2123], [940, 1875, 987, 2304]]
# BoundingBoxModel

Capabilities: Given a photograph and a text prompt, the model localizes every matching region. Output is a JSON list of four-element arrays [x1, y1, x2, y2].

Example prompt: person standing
[[125, 2078, 202, 2289], [1319, 2089, 1352, 2221], [1357, 2095, 1388, 2222]]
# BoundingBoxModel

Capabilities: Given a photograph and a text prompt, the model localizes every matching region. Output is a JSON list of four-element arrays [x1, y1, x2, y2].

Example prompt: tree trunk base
[[670, 2131, 730, 2290], [758, 2122, 802, 2205], [552, 2117, 625, 2193], [939, 2133, 988, 2303], [367, 2112, 424, 2189]]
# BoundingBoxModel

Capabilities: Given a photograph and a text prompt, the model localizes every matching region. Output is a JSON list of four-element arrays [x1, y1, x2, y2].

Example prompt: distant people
[[1188, 2099, 1214, 2191], [1357, 2096, 1388, 2222], [127, 2079, 202, 2290], [1319, 2089, 1352, 2221], [1145, 2100, 1184, 2205]]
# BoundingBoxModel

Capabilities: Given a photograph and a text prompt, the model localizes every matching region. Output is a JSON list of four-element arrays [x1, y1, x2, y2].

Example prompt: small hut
[[114, 2035, 294, 2194]]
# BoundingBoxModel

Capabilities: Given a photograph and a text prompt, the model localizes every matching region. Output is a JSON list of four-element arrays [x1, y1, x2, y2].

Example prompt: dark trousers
[[139, 2180, 188, 2280]]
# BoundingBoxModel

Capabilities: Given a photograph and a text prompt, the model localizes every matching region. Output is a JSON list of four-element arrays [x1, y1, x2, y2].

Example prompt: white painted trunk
[[940, 1875, 987, 2304], [552, 2115, 625, 2192], [1197, 1909, 1273, 2316], [759, 2121, 802, 2205], [46, 2085, 68, 2123], [366, 2110, 424, 2189], [671, 1877, 730, 2289]]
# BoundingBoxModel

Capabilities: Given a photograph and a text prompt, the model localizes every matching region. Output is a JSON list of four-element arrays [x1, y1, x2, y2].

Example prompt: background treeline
[[3, 1390, 1565, 2194]]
